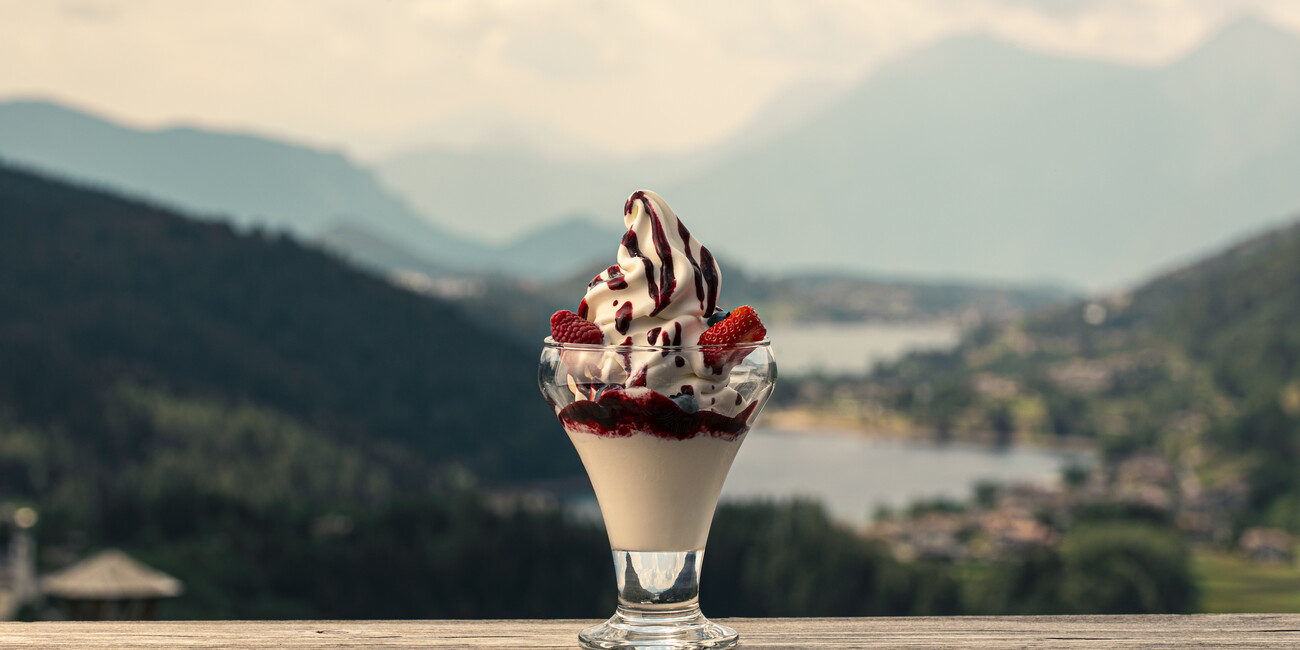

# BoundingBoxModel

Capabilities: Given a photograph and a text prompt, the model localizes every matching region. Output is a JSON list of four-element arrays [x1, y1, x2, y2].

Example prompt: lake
[[766, 321, 961, 376], [719, 427, 1092, 526]]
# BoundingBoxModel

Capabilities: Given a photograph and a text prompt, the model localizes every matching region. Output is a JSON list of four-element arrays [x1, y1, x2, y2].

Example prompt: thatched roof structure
[[41, 549, 182, 600]]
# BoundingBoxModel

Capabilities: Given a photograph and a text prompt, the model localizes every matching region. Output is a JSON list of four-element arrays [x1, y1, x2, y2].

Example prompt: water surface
[[767, 321, 960, 376], [721, 427, 1091, 525]]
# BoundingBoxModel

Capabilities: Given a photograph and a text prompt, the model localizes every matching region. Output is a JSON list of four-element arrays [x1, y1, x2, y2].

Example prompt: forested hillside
[[0, 162, 577, 505]]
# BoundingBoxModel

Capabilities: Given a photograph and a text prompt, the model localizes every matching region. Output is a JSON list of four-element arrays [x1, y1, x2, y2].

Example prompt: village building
[[976, 508, 1059, 558], [41, 549, 183, 620], [1239, 528, 1295, 565]]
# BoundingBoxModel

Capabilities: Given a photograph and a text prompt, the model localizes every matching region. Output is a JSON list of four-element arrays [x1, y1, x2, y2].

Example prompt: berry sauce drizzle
[[618, 337, 633, 375], [620, 228, 658, 314], [678, 220, 706, 311], [615, 302, 633, 335], [624, 192, 677, 317], [699, 245, 719, 315], [606, 265, 628, 291], [643, 196, 677, 316], [559, 388, 755, 441]]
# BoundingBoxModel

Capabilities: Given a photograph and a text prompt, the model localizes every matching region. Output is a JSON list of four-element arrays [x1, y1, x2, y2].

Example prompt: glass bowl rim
[[542, 336, 772, 352]]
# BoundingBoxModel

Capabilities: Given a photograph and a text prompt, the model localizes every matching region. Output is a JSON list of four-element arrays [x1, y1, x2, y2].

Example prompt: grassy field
[[1194, 549, 1300, 613]]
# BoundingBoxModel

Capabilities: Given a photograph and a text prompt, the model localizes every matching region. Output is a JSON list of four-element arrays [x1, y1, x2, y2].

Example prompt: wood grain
[[0, 615, 1298, 648]]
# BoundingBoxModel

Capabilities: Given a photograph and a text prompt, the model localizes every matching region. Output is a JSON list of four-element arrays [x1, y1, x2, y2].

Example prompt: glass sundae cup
[[539, 338, 776, 649]]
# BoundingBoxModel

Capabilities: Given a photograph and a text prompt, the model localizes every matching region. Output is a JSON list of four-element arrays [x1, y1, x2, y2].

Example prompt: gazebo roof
[[41, 549, 183, 600]]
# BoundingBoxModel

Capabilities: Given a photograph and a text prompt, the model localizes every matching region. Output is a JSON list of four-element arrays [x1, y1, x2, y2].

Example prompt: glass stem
[[578, 549, 736, 648], [613, 550, 703, 612]]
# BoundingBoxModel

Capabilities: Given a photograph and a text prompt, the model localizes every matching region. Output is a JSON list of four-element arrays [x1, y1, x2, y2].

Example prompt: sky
[[3, 0, 1300, 160]]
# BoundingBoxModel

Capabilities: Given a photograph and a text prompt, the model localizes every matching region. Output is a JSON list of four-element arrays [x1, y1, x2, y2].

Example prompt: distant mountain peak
[[0, 97, 341, 157], [0, 97, 498, 270], [0, 96, 127, 129], [1178, 12, 1300, 65], [917, 29, 1050, 62], [1211, 12, 1296, 43], [0, 97, 76, 113]]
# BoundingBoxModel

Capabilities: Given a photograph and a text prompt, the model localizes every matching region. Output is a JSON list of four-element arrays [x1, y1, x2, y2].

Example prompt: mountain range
[[0, 100, 615, 280], [376, 15, 1300, 290], [3, 16, 1299, 291], [0, 100, 485, 265], [664, 16, 1300, 289], [0, 98, 1073, 328]]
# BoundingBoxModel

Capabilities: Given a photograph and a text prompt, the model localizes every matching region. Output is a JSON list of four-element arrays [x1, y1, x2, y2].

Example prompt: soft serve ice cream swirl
[[577, 190, 743, 415], [582, 190, 719, 340]]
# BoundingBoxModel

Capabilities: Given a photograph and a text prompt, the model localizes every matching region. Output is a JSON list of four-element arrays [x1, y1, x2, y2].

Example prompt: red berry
[[550, 310, 603, 344], [698, 305, 766, 369]]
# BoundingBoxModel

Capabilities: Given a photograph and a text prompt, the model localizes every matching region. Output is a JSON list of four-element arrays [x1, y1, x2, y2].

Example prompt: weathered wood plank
[[0, 615, 1298, 648]]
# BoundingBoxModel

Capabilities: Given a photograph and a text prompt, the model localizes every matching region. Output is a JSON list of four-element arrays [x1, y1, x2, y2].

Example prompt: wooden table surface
[[1, 615, 1299, 648]]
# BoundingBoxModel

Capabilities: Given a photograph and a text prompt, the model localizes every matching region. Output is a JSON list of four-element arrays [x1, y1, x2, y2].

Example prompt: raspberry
[[550, 310, 603, 344], [698, 305, 766, 369]]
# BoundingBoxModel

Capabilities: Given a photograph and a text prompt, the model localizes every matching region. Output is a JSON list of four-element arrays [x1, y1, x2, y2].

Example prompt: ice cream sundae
[[538, 189, 776, 648]]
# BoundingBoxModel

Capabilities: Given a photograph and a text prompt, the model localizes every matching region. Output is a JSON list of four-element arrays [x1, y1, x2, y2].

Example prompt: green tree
[[1057, 522, 1196, 614]]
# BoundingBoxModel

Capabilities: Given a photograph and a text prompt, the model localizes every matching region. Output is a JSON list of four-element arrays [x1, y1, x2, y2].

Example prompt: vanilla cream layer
[[567, 430, 745, 552]]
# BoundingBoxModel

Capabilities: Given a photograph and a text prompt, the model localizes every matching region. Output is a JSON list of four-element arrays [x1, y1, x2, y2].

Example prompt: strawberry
[[698, 305, 766, 370], [550, 310, 603, 344]]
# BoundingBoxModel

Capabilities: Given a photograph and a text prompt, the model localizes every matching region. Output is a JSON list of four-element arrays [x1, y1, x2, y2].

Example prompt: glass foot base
[[578, 605, 737, 649]]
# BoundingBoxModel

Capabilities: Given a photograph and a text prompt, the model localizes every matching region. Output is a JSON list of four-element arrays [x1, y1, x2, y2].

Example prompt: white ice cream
[[568, 429, 745, 552]]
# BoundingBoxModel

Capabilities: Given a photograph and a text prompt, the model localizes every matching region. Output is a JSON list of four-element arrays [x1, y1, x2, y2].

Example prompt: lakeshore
[[763, 407, 1099, 453]]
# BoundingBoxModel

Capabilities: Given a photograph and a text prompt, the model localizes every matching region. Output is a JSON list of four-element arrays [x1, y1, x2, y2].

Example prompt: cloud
[[0, 0, 1297, 158], [498, 2, 634, 82], [59, 2, 118, 22]]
